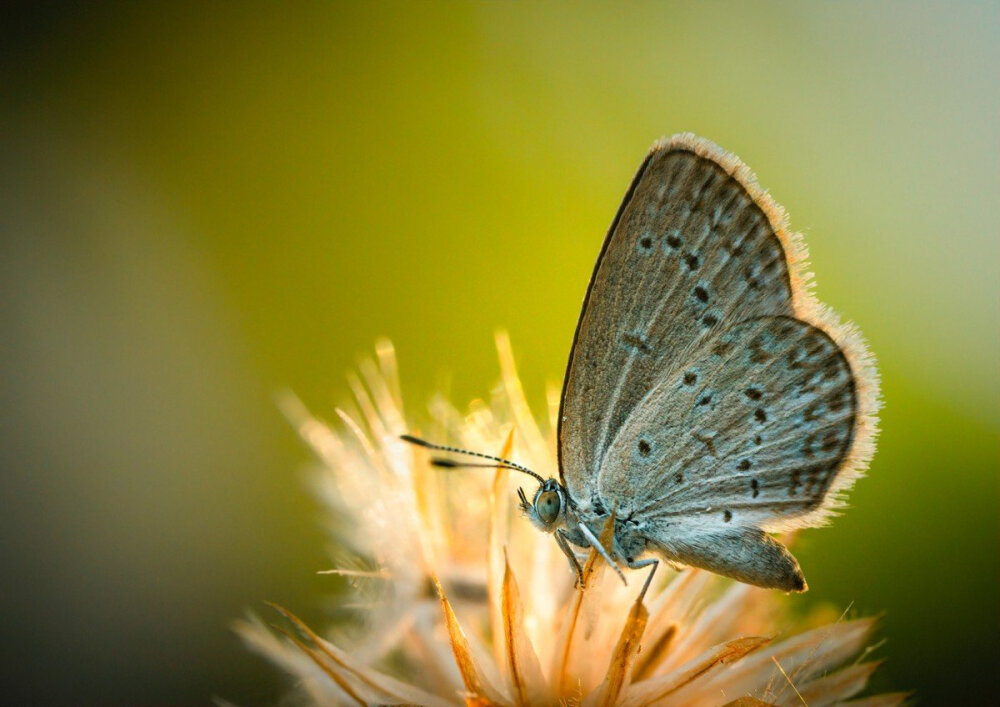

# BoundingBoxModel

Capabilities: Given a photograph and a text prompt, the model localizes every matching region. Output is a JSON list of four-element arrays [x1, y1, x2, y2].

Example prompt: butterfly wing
[[560, 135, 879, 590], [559, 135, 800, 508], [598, 315, 859, 591], [599, 315, 856, 525]]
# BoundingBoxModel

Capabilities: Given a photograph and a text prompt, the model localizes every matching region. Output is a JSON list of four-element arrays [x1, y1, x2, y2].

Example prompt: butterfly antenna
[[400, 434, 545, 484]]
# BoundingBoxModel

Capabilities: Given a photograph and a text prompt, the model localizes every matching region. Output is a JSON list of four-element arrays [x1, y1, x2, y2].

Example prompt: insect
[[404, 134, 879, 592]]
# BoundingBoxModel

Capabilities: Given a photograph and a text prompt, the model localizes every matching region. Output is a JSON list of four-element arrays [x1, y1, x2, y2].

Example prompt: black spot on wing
[[622, 332, 652, 354]]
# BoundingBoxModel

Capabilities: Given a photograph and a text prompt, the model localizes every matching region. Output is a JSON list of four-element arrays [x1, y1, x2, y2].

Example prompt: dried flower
[[238, 335, 904, 706]]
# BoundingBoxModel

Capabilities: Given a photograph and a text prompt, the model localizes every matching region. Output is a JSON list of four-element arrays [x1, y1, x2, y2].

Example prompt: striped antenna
[[400, 434, 545, 484]]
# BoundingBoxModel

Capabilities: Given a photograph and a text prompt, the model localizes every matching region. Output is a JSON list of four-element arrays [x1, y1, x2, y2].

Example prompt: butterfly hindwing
[[598, 315, 857, 531], [559, 135, 797, 506]]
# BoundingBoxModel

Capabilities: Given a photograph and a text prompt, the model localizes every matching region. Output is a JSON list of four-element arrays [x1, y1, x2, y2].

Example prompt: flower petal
[[347, 370, 388, 444], [237, 614, 365, 705], [375, 338, 404, 411], [502, 553, 552, 705], [495, 331, 550, 466], [797, 660, 881, 706], [630, 623, 677, 683], [489, 428, 516, 666], [551, 514, 619, 696], [622, 636, 771, 706], [436, 578, 510, 706], [634, 569, 713, 679], [268, 603, 457, 707], [672, 583, 757, 657], [268, 621, 368, 705], [840, 693, 911, 707], [698, 618, 876, 705], [584, 588, 650, 707], [360, 345, 406, 435]]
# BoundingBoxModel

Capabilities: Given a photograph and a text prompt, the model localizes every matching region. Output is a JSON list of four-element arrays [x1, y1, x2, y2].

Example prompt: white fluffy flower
[[238, 336, 903, 706]]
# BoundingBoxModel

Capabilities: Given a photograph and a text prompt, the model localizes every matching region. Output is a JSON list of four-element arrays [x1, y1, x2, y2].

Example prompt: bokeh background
[[1, 2, 997, 704]]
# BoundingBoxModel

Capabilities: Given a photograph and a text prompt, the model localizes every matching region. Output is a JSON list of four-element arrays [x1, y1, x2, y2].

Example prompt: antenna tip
[[400, 434, 429, 447], [430, 458, 460, 468]]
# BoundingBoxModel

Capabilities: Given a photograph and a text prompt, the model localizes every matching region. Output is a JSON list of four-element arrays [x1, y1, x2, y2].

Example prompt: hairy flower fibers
[[238, 336, 904, 706]]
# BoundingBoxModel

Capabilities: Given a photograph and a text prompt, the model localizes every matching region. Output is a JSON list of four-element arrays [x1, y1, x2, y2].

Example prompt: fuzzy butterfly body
[[406, 133, 878, 592], [551, 134, 879, 591]]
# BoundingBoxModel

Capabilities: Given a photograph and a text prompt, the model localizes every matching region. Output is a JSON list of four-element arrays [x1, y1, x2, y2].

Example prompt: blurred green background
[[1, 1, 997, 704]]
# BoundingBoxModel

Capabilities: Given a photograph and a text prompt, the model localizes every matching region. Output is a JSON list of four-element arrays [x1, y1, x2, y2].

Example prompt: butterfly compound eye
[[535, 490, 561, 524]]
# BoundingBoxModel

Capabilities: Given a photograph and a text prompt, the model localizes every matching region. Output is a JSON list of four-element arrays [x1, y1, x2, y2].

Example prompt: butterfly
[[404, 134, 879, 592]]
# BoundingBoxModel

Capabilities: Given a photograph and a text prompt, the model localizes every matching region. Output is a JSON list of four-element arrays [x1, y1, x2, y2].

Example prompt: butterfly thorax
[[525, 478, 652, 568]]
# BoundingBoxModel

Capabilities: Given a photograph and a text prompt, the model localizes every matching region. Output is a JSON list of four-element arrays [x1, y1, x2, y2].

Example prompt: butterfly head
[[518, 478, 568, 532]]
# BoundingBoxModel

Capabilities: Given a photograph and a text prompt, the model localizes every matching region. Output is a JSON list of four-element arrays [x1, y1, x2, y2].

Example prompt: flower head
[[238, 335, 904, 706]]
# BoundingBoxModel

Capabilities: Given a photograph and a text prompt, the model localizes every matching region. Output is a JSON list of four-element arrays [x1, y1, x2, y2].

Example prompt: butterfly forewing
[[559, 136, 797, 507]]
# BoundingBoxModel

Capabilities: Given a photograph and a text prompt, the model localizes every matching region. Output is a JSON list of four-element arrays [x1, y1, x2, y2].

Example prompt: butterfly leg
[[626, 557, 659, 600], [555, 528, 586, 587], [577, 522, 627, 586]]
